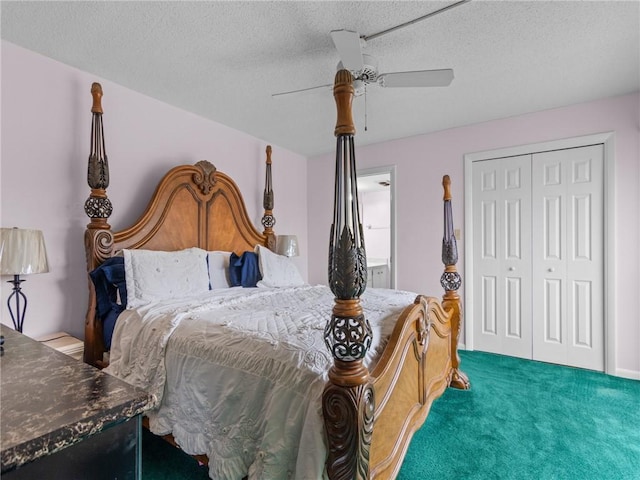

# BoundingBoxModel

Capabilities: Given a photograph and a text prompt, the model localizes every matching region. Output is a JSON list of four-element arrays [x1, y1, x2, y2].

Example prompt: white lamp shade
[[276, 235, 299, 257], [0, 228, 49, 275]]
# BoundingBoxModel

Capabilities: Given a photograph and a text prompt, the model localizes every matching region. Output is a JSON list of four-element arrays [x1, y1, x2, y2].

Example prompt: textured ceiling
[[2, 1, 638, 157]]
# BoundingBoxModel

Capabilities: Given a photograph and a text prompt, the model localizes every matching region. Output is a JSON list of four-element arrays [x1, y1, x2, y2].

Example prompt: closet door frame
[[463, 132, 616, 375]]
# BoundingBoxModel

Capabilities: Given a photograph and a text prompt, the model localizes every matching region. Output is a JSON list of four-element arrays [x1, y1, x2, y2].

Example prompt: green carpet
[[398, 351, 640, 480], [142, 428, 210, 480], [142, 351, 640, 479]]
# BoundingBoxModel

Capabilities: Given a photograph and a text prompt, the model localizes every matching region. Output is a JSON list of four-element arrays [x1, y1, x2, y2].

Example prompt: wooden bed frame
[[83, 78, 469, 479]]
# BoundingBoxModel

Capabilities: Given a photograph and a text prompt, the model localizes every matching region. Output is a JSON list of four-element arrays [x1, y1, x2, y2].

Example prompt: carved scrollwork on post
[[440, 269, 462, 292], [84, 196, 113, 219], [265, 232, 276, 252], [324, 312, 372, 362], [323, 381, 374, 480], [84, 229, 114, 271], [192, 160, 217, 195], [87, 154, 109, 189], [323, 70, 374, 480], [442, 236, 459, 266], [328, 225, 368, 299], [263, 190, 274, 211], [261, 214, 275, 229]]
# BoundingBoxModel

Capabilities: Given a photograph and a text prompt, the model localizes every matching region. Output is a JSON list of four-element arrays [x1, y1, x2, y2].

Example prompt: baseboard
[[460, 346, 639, 381], [615, 368, 640, 381]]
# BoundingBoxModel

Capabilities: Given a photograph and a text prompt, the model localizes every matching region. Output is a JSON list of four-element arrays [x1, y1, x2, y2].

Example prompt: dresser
[[0, 325, 153, 479]]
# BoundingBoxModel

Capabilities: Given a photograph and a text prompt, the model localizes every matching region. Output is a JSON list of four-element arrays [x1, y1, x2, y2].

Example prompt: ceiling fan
[[272, 0, 470, 98]]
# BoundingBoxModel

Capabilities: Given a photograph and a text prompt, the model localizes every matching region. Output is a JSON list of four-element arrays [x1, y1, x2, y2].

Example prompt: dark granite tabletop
[[0, 325, 154, 472]]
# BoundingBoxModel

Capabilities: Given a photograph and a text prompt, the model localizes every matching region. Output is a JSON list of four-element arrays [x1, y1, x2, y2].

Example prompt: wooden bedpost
[[323, 69, 373, 480], [83, 82, 114, 366], [440, 175, 470, 390], [261, 145, 277, 251]]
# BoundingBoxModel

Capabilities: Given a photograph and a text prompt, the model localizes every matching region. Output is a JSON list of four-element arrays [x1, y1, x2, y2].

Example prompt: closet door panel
[[473, 155, 532, 359], [544, 278, 563, 344], [532, 145, 604, 370]]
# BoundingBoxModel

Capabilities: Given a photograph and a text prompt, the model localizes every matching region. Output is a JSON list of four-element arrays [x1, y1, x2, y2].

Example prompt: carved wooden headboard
[[109, 160, 274, 255], [83, 83, 276, 366]]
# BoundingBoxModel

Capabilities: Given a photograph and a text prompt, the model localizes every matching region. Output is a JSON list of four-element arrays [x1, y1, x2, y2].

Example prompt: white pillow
[[255, 245, 305, 288], [207, 251, 232, 289], [123, 247, 210, 308]]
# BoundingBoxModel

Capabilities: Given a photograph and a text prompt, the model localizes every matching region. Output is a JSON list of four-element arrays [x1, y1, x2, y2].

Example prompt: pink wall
[[308, 92, 639, 377], [0, 41, 308, 340]]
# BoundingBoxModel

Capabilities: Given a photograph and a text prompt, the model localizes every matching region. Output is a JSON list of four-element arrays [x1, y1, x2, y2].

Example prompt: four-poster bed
[[83, 74, 468, 479]]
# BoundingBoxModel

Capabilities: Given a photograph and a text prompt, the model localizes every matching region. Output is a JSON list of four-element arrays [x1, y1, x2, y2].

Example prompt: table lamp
[[0, 228, 49, 332], [276, 235, 299, 257]]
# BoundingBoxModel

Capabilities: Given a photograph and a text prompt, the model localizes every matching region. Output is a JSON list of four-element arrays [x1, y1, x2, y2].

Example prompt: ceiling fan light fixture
[[337, 53, 378, 89], [359, 54, 378, 82]]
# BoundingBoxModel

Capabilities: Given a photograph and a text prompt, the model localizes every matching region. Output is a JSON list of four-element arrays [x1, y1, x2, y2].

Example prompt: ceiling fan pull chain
[[364, 85, 368, 132]]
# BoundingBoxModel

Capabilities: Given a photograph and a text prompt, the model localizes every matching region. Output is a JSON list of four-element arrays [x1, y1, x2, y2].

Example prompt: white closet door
[[532, 145, 604, 370], [472, 155, 532, 359]]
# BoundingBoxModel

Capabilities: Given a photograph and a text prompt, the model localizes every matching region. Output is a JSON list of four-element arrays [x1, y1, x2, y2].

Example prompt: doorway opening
[[357, 166, 396, 289]]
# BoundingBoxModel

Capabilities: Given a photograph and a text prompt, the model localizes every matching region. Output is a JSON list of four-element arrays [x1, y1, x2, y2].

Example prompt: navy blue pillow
[[90, 257, 127, 315], [229, 251, 261, 288], [89, 256, 128, 348]]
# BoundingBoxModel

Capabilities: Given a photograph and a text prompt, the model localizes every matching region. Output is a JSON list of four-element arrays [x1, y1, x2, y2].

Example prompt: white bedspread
[[105, 285, 416, 480]]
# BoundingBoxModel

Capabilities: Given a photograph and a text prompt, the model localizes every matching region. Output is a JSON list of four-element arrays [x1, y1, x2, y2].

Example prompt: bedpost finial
[[266, 145, 272, 165], [91, 82, 103, 114], [334, 69, 356, 137], [443, 175, 452, 201]]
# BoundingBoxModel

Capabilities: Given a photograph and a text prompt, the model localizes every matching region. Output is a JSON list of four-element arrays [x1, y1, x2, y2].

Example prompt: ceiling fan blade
[[330, 29, 364, 72], [377, 69, 454, 88], [271, 83, 333, 97]]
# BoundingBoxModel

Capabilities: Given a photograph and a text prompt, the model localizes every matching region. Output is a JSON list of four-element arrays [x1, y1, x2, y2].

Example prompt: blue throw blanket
[[89, 257, 127, 349], [229, 251, 261, 287]]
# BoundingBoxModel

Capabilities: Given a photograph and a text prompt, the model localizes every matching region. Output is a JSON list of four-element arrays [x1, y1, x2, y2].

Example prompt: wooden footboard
[[369, 296, 454, 479]]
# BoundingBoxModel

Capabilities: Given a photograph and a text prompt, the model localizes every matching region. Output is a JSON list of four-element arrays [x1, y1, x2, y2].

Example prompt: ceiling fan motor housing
[[358, 54, 379, 82], [337, 53, 379, 96], [336, 54, 379, 82]]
